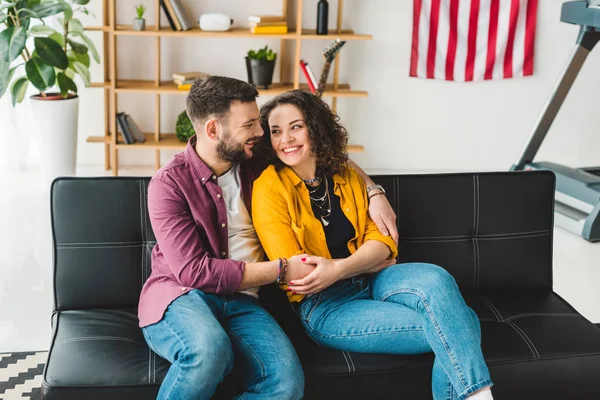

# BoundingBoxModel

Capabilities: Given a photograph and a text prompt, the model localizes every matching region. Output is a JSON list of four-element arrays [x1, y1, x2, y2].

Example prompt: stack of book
[[172, 72, 210, 90], [248, 15, 288, 34], [160, 0, 195, 31], [116, 112, 146, 145]]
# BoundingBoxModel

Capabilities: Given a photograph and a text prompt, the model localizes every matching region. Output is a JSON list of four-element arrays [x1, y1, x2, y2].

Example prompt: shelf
[[90, 81, 111, 89], [113, 26, 372, 40], [114, 80, 367, 98], [85, 26, 110, 32], [87, 134, 365, 153]]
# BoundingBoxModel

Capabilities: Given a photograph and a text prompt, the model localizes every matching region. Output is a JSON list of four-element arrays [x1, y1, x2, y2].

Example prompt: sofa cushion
[[43, 289, 600, 400]]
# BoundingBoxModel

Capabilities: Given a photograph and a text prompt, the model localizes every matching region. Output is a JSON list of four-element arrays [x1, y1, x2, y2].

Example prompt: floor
[[1, 163, 599, 353]]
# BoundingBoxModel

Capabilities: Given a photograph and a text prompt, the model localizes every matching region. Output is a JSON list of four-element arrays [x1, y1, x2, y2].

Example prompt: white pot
[[29, 94, 79, 186]]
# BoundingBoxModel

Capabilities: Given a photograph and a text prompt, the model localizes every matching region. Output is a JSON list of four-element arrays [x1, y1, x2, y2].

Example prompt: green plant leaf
[[31, 24, 58, 36], [62, 2, 72, 21], [10, 76, 27, 106], [49, 32, 65, 47], [70, 31, 98, 63], [72, 0, 90, 5], [25, 56, 55, 90], [72, 61, 89, 87], [67, 48, 89, 68], [57, 71, 76, 96], [0, 14, 8, 24], [0, 3, 16, 11], [68, 18, 84, 33], [30, 2, 68, 19], [0, 27, 26, 63], [67, 38, 87, 54], [64, 66, 74, 79], [0, 59, 10, 97], [26, 0, 41, 7], [35, 37, 68, 69]]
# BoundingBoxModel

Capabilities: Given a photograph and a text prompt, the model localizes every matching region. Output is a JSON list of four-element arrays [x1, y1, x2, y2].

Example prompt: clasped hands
[[285, 254, 394, 296]]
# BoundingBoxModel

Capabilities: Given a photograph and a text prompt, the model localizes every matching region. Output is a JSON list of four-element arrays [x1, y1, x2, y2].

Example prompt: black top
[[306, 177, 355, 259]]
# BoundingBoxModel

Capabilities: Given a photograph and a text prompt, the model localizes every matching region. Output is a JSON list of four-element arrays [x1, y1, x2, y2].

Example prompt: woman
[[251, 90, 494, 400]]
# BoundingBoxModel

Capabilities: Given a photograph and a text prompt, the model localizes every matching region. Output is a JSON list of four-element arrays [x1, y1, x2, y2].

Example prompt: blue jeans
[[296, 263, 493, 400], [142, 290, 304, 400]]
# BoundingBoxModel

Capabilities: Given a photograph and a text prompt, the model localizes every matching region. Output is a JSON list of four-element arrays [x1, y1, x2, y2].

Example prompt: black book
[[125, 114, 146, 143], [116, 112, 135, 144], [160, 0, 177, 31]]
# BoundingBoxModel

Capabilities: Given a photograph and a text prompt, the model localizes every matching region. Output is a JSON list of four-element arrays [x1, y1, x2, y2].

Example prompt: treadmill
[[511, 0, 600, 242]]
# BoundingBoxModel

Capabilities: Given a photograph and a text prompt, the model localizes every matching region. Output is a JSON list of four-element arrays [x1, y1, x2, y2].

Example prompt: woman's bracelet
[[277, 258, 288, 286], [369, 191, 385, 200]]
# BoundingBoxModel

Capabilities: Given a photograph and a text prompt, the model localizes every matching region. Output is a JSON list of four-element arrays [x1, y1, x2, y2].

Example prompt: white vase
[[28, 94, 79, 187]]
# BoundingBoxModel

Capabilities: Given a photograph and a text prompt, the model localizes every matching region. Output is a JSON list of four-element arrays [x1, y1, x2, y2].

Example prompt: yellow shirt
[[252, 164, 398, 302]]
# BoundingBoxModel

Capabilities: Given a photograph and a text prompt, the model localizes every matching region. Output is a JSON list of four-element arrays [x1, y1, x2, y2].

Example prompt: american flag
[[410, 0, 539, 81]]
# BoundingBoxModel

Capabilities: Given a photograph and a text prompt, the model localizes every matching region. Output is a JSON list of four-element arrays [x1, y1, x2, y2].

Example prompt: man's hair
[[186, 76, 259, 125], [256, 90, 349, 176]]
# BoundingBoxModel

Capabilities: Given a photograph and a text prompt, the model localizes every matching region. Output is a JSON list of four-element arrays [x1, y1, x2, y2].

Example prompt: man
[[138, 76, 399, 399]]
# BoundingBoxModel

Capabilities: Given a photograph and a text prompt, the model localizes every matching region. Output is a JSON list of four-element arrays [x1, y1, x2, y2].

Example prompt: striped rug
[[0, 352, 46, 400]]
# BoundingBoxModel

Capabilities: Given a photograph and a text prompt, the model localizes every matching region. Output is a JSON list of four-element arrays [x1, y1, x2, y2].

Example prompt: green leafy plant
[[0, 0, 99, 106], [175, 110, 195, 143], [135, 4, 145, 19], [246, 45, 276, 61]]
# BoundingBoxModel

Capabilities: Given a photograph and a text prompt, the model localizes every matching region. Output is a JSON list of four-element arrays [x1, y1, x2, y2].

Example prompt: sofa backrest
[[50, 171, 555, 311]]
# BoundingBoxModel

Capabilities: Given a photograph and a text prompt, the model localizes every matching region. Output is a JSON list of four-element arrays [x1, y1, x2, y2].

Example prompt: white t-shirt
[[217, 164, 265, 298]]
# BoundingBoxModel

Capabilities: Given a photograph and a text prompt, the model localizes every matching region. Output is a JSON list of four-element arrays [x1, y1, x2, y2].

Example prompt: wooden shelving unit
[[87, 0, 371, 176]]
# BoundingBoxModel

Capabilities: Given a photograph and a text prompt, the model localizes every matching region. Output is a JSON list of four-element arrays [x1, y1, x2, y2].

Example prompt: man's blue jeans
[[296, 263, 493, 400], [142, 290, 304, 400]]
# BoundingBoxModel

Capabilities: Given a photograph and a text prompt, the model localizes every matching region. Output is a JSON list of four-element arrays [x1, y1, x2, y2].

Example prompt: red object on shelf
[[299, 60, 316, 93]]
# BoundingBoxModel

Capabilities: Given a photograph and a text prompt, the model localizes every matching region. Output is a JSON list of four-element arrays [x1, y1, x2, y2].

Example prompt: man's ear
[[204, 118, 219, 141]]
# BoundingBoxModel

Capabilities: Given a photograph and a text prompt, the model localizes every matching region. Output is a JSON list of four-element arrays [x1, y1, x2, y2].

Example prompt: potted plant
[[245, 45, 277, 89], [175, 110, 195, 143], [133, 4, 145, 31], [0, 0, 99, 185]]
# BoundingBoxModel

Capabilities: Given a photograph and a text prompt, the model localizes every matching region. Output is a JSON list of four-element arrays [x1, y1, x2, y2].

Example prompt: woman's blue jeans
[[297, 263, 493, 400], [142, 290, 304, 400]]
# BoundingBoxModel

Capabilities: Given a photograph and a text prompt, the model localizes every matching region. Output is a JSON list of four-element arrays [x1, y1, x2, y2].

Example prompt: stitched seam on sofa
[[56, 244, 148, 249], [56, 241, 157, 245], [344, 351, 356, 373], [477, 296, 504, 321], [473, 175, 481, 290], [341, 351, 352, 374], [148, 346, 151, 384], [226, 328, 267, 390], [379, 288, 469, 393], [506, 321, 539, 358], [400, 232, 551, 243], [472, 237, 477, 289], [486, 352, 600, 366], [56, 336, 146, 346], [504, 313, 580, 322], [153, 352, 156, 383], [399, 229, 551, 240], [508, 322, 540, 358]]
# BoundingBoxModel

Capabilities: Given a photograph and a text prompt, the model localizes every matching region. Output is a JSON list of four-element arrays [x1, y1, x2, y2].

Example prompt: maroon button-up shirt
[[138, 136, 265, 327]]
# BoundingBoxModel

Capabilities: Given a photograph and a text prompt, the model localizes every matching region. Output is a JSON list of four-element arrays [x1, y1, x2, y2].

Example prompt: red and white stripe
[[410, 0, 538, 81]]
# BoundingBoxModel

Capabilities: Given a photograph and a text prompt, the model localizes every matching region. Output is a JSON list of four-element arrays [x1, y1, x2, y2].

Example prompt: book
[[249, 21, 288, 27], [163, 0, 182, 30], [177, 83, 192, 90], [300, 60, 316, 93], [125, 114, 146, 143], [174, 78, 196, 85], [116, 112, 134, 144], [304, 61, 318, 88], [160, 0, 178, 31], [248, 15, 286, 23], [169, 0, 196, 31], [251, 25, 288, 34], [172, 71, 210, 81]]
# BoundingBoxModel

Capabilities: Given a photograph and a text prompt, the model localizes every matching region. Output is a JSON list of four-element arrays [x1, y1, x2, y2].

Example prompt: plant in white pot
[[133, 3, 145, 31], [0, 0, 99, 185]]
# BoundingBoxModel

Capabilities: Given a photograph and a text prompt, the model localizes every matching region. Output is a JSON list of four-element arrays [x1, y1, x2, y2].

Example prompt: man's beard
[[216, 129, 250, 163]]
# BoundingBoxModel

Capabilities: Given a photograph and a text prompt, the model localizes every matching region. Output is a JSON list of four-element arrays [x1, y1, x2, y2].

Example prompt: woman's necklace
[[307, 178, 332, 226]]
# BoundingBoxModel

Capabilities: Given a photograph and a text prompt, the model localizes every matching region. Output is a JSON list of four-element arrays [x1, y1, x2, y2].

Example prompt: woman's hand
[[286, 254, 316, 282], [288, 256, 343, 295], [368, 194, 399, 245]]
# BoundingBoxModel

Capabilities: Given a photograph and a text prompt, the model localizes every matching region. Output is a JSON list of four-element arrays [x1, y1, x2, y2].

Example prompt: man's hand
[[286, 254, 316, 282], [368, 193, 399, 245], [287, 256, 343, 295]]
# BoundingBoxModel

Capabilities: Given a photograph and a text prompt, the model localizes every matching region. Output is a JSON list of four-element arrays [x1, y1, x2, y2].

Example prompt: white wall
[[74, 0, 600, 172]]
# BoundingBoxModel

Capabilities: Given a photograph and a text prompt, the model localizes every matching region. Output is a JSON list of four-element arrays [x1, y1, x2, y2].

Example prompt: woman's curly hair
[[256, 90, 349, 176]]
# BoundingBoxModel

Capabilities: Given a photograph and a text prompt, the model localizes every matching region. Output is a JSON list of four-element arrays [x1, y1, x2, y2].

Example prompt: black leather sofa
[[42, 171, 600, 399]]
